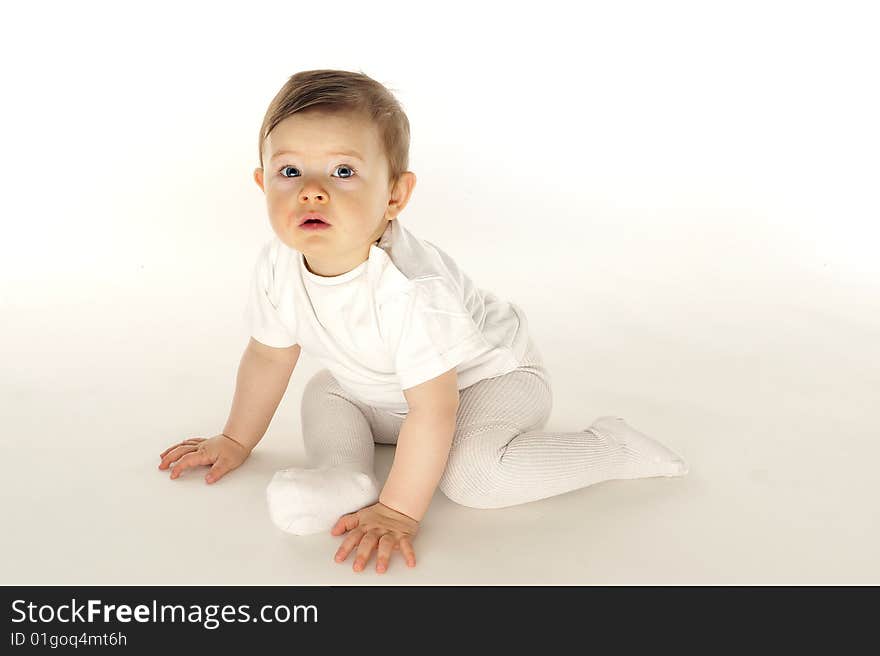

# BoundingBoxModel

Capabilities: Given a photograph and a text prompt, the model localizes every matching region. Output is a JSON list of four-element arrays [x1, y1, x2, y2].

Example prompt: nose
[[299, 178, 327, 204]]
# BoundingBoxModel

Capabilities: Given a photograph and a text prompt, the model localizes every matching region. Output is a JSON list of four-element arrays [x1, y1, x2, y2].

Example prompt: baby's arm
[[379, 367, 460, 521], [158, 338, 301, 482], [223, 338, 302, 451], [330, 367, 459, 573]]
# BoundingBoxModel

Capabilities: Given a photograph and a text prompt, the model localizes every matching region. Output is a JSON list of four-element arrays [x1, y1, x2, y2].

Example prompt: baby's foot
[[587, 416, 689, 479], [266, 465, 380, 535]]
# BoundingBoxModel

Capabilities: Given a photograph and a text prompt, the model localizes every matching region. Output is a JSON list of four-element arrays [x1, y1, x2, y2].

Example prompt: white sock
[[266, 465, 380, 535], [586, 416, 689, 479]]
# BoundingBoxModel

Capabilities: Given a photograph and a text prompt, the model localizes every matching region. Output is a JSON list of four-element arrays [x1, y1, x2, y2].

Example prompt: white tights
[[266, 338, 688, 534]]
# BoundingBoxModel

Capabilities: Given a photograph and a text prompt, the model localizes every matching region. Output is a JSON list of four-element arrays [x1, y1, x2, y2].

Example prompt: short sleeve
[[243, 241, 297, 348], [385, 277, 488, 390]]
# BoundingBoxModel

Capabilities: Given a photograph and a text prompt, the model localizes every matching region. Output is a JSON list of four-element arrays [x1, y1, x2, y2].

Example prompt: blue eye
[[279, 164, 357, 179]]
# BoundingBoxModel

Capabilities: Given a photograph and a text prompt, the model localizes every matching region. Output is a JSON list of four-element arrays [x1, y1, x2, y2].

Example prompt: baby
[[158, 69, 689, 574]]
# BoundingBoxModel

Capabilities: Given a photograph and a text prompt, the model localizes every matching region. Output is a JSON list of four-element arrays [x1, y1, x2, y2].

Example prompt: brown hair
[[258, 69, 411, 187]]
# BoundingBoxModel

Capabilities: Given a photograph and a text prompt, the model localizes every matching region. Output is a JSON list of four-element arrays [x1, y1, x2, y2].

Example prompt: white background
[[1, 0, 878, 583]]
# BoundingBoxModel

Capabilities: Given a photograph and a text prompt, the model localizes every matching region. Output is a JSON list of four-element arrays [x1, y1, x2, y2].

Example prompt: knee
[[438, 452, 505, 510], [301, 369, 336, 402]]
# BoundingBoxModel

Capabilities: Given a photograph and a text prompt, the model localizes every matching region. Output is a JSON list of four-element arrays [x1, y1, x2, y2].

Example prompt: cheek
[[266, 189, 294, 213]]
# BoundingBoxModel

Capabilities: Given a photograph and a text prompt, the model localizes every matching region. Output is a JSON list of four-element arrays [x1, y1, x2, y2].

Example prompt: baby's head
[[254, 69, 417, 277]]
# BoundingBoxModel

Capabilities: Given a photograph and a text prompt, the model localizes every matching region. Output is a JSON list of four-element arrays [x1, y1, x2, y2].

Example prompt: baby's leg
[[266, 369, 381, 535], [438, 340, 688, 509]]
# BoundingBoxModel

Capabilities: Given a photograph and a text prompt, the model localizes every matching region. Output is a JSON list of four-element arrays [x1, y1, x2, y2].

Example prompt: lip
[[300, 221, 331, 231], [298, 212, 331, 226]]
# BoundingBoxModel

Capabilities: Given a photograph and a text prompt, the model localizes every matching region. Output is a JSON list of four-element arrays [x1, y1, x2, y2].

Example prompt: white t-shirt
[[243, 219, 530, 417]]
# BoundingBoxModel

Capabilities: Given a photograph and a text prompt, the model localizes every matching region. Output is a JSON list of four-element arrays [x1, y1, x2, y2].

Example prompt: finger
[[159, 440, 206, 464], [159, 444, 180, 459], [334, 529, 365, 563], [330, 513, 359, 536], [399, 536, 417, 567], [353, 531, 381, 573], [170, 451, 211, 479], [160, 445, 198, 471], [158, 445, 198, 470], [375, 534, 396, 574], [159, 438, 204, 460], [205, 459, 231, 484]]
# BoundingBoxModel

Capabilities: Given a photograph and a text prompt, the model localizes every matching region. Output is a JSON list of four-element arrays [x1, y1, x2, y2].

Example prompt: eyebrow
[[270, 149, 365, 162]]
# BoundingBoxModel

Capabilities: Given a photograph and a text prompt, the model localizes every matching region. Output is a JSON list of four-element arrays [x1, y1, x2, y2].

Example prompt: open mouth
[[299, 216, 331, 230], [299, 212, 330, 227]]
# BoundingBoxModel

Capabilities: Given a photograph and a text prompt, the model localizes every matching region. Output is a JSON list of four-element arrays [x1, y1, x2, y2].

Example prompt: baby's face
[[254, 110, 410, 276]]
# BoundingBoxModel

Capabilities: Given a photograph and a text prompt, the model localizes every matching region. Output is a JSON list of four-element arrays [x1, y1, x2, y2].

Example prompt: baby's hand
[[331, 502, 419, 574], [158, 434, 251, 484]]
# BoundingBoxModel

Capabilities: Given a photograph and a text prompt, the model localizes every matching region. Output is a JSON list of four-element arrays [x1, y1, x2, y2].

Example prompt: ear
[[253, 168, 265, 192], [387, 171, 417, 217]]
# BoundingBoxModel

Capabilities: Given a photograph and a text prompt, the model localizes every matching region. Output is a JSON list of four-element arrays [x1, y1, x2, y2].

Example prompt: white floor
[[2, 251, 878, 585]]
